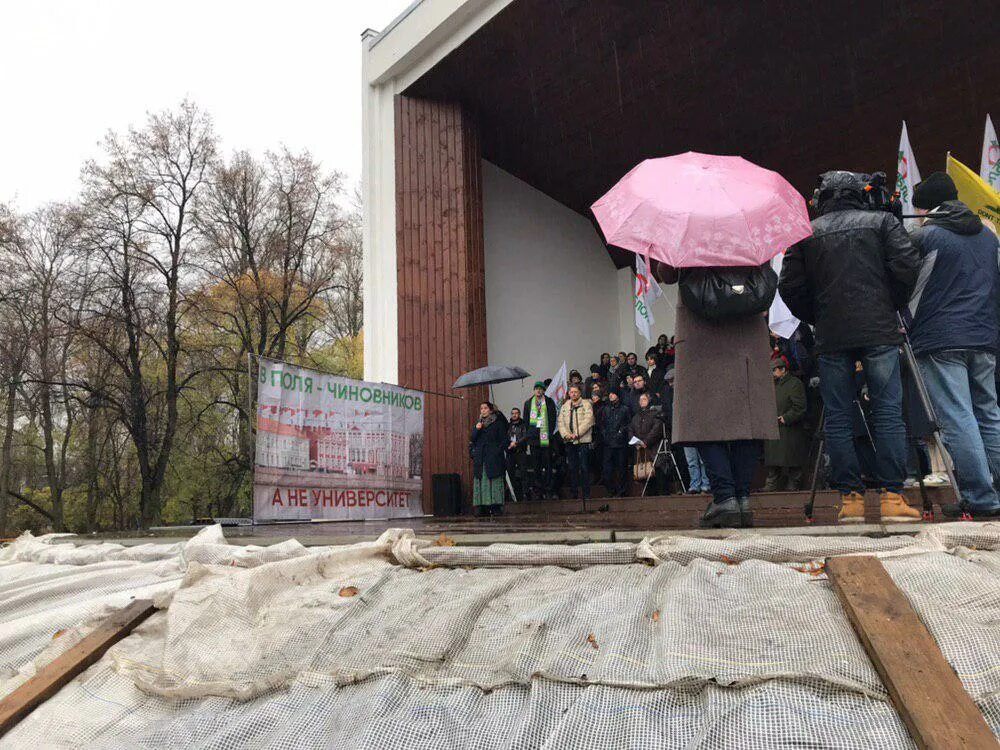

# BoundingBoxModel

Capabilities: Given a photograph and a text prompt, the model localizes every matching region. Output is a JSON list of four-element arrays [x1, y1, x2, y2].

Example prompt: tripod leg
[[930, 429, 963, 509], [805, 407, 825, 521], [896, 313, 962, 511], [805, 437, 824, 521], [641, 448, 652, 497], [671, 450, 685, 488], [908, 436, 933, 520]]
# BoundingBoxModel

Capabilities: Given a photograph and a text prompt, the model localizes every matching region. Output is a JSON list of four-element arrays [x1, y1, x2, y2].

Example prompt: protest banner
[[253, 358, 424, 521]]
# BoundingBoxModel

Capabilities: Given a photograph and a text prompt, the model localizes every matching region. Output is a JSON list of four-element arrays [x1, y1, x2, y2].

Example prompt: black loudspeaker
[[432, 473, 462, 517]]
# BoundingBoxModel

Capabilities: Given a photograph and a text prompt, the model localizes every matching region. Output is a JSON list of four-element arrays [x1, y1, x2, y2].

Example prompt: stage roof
[[404, 0, 999, 267]]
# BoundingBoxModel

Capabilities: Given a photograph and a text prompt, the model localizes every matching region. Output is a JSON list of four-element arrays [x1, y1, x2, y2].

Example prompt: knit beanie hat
[[913, 172, 958, 210]]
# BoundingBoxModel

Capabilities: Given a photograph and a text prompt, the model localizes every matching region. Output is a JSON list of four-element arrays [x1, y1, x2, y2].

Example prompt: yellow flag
[[946, 154, 1000, 231]]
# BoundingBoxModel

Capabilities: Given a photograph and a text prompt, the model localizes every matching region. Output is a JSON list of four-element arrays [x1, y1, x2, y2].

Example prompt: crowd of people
[[469, 170, 1000, 527], [470, 339, 685, 516]]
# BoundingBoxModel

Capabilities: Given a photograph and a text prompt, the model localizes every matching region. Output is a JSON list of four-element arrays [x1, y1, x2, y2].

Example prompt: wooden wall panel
[[396, 96, 487, 512]]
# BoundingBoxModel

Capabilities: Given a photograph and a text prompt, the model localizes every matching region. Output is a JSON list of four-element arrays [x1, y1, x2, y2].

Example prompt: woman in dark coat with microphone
[[470, 401, 509, 516]]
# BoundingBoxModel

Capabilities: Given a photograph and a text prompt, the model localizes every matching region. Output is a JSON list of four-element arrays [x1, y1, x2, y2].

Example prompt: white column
[[361, 31, 399, 384]]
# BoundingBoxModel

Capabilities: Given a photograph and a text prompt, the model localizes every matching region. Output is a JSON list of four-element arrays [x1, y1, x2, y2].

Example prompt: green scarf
[[530, 396, 549, 447]]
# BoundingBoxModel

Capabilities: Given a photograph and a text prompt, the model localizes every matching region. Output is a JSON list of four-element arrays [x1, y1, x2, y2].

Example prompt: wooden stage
[[450, 485, 955, 531], [200, 487, 960, 546]]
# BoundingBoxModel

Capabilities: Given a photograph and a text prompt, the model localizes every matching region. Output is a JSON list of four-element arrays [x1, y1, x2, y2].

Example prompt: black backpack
[[679, 264, 777, 322]]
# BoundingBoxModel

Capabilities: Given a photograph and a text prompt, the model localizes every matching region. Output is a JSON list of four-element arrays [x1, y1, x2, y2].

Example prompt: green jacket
[[763, 373, 809, 467]]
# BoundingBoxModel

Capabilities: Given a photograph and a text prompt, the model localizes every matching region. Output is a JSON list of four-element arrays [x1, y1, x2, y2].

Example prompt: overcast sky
[[0, 0, 412, 210]]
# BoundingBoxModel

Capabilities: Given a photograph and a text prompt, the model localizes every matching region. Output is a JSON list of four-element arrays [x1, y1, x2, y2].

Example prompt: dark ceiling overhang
[[405, 0, 1000, 268]]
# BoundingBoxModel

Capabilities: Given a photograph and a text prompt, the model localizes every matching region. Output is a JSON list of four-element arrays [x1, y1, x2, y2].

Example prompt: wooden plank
[[825, 556, 997, 750], [0, 599, 156, 736]]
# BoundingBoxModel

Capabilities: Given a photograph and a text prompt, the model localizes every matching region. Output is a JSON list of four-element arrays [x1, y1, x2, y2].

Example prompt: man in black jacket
[[506, 407, 530, 502], [779, 171, 921, 524], [623, 352, 648, 383], [584, 364, 603, 398], [909, 172, 1000, 519], [623, 373, 652, 416], [645, 350, 666, 396], [599, 391, 631, 496]]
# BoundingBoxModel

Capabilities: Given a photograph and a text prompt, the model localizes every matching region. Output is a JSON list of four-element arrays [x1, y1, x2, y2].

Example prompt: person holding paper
[[628, 393, 666, 494]]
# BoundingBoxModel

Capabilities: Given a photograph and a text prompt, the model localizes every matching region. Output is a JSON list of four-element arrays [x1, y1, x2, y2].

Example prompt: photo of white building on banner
[[255, 423, 310, 472], [311, 425, 410, 478], [256, 414, 414, 480]]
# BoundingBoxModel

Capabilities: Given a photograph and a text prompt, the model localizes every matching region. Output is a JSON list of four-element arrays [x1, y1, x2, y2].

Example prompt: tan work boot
[[880, 490, 921, 523], [838, 492, 865, 524]]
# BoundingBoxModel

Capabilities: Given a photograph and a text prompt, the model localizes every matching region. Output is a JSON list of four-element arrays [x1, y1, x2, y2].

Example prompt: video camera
[[810, 171, 904, 221], [856, 171, 903, 220]]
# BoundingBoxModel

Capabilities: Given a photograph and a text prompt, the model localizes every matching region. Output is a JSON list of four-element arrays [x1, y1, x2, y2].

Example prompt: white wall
[[483, 161, 624, 412]]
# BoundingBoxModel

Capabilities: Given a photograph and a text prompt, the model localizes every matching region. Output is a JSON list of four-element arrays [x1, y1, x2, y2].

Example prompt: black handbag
[[678, 264, 777, 322]]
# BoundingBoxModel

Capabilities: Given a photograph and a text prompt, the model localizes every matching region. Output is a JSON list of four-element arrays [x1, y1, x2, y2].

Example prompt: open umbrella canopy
[[591, 152, 812, 268], [453, 365, 531, 389]]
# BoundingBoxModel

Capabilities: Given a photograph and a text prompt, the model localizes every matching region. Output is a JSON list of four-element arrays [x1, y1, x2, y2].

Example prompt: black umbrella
[[452, 365, 530, 389]]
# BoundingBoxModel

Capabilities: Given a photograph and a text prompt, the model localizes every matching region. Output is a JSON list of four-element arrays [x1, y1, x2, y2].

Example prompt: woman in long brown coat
[[655, 262, 778, 527]]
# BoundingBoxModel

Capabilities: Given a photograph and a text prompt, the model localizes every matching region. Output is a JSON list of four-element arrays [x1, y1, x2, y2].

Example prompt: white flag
[[634, 254, 663, 341], [768, 252, 800, 340], [896, 121, 922, 230], [981, 115, 1000, 193], [546, 361, 568, 405]]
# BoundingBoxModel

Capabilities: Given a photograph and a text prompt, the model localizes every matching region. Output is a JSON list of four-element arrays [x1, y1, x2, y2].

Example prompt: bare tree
[[326, 193, 364, 340], [79, 100, 216, 528], [191, 148, 347, 514], [8, 204, 87, 530]]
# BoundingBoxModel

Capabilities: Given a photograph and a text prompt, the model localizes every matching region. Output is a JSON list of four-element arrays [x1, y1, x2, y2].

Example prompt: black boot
[[700, 497, 742, 528], [737, 496, 753, 528], [941, 502, 1000, 520]]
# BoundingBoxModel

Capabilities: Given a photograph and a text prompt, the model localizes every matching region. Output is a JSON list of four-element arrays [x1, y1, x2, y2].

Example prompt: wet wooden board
[[825, 556, 997, 750], [0, 599, 157, 736]]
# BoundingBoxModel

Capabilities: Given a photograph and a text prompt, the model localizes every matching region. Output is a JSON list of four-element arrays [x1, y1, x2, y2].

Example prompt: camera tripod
[[641, 424, 687, 497], [803, 315, 963, 521]]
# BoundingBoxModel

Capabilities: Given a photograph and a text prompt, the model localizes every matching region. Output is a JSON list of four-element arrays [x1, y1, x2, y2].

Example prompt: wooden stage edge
[[439, 487, 957, 530]]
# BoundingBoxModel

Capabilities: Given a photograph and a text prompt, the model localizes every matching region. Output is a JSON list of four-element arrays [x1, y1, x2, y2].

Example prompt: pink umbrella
[[591, 152, 812, 267]]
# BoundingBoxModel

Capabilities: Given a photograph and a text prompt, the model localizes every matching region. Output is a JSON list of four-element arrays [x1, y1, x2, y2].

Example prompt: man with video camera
[[779, 171, 922, 523]]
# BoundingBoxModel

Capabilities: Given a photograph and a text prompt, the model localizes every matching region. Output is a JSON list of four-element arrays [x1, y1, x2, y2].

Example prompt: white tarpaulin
[[253, 358, 424, 522], [2, 523, 999, 749]]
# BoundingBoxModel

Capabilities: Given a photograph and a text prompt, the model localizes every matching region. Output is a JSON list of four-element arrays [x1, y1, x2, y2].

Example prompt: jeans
[[818, 346, 907, 494], [918, 350, 1000, 510], [565, 443, 591, 499], [684, 446, 710, 492], [696, 441, 761, 505], [602, 446, 628, 496]]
